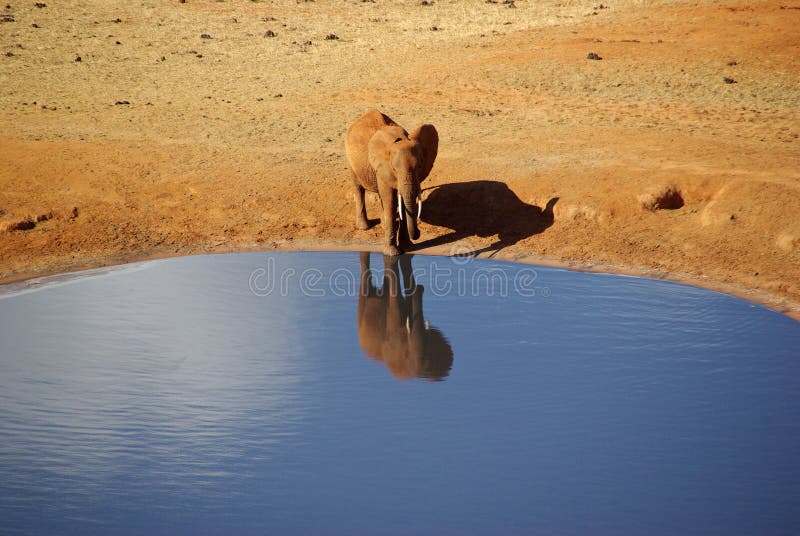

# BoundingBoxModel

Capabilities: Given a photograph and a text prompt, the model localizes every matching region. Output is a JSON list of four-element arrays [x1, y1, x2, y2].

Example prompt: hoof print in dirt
[[723, 77, 737, 84], [324, 33, 339, 40], [587, 52, 602, 60]]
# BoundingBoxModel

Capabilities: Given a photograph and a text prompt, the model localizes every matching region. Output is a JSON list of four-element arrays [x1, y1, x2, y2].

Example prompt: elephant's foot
[[383, 244, 401, 257], [355, 217, 369, 231]]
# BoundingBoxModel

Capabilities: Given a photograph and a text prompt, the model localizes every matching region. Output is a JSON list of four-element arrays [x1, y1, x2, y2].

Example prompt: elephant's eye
[[394, 137, 402, 143]]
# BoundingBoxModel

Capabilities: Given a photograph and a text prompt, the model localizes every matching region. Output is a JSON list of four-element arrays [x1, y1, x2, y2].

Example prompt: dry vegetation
[[1, 0, 799, 317]]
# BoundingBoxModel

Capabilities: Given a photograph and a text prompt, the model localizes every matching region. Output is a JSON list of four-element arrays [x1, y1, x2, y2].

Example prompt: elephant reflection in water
[[357, 252, 453, 381]]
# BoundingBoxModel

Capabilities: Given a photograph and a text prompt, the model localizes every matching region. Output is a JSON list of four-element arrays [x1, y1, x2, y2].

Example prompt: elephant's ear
[[410, 124, 438, 181]]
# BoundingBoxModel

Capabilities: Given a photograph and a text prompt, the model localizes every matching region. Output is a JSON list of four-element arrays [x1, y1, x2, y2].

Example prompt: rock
[[264, 30, 276, 37], [200, 33, 212, 39], [7, 218, 35, 231], [324, 33, 339, 40], [723, 77, 737, 84], [587, 52, 603, 60]]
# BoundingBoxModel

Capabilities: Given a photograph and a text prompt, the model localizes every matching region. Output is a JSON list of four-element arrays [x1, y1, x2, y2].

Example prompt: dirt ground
[[1, 0, 799, 318]]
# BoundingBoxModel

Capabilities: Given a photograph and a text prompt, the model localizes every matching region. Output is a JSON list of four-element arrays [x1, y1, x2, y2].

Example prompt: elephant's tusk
[[397, 197, 404, 221], [425, 319, 430, 330], [406, 316, 411, 334], [417, 198, 422, 219]]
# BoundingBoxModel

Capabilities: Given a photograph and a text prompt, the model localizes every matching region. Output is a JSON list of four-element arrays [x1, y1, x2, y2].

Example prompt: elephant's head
[[369, 124, 439, 245]]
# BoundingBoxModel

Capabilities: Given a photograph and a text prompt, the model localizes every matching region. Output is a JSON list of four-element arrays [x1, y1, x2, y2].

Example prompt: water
[[1, 251, 799, 535]]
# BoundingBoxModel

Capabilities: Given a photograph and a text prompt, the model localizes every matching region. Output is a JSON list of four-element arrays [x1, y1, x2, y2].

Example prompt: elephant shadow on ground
[[357, 252, 454, 381], [416, 180, 558, 256]]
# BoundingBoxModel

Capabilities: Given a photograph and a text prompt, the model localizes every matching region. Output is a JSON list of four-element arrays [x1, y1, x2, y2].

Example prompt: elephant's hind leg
[[351, 172, 369, 231]]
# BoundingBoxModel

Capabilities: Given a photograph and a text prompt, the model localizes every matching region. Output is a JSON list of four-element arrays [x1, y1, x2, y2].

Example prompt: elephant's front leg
[[379, 183, 400, 257]]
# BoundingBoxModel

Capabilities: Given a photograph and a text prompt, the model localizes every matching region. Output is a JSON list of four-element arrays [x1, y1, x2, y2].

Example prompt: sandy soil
[[1, 0, 799, 318]]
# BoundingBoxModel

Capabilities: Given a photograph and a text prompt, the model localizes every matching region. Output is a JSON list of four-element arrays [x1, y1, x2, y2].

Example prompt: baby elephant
[[345, 109, 438, 256]]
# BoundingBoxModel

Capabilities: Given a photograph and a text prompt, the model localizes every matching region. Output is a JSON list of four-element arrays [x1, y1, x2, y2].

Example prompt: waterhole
[[1, 252, 798, 534]]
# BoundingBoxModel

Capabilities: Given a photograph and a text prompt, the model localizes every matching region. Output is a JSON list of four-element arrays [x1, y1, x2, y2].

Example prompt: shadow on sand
[[415, 180, 558, 257]]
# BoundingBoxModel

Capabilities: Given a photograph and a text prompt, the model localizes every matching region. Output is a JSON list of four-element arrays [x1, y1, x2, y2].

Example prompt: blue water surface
[[0, 252, 799, 535]]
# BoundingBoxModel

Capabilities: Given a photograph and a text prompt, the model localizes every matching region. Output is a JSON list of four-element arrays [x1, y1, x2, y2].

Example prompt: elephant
[[345, 109, 439, 257], [357, 252, 453, 381]]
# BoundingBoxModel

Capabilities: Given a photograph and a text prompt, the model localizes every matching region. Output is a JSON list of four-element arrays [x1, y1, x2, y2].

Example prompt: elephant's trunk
[[399, 184, 420, 242]]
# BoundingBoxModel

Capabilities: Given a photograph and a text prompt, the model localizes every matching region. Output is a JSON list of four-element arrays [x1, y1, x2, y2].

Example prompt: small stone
[[587, 52, 602, 60], [115, 100, 130, 105], [723, 77, 737, 84], [264, 29, 276, 37], [74, 55, 81, 62], [200, 33, 212, 39], [324, 33, 339, 40], [34, 2, 45, 7]]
